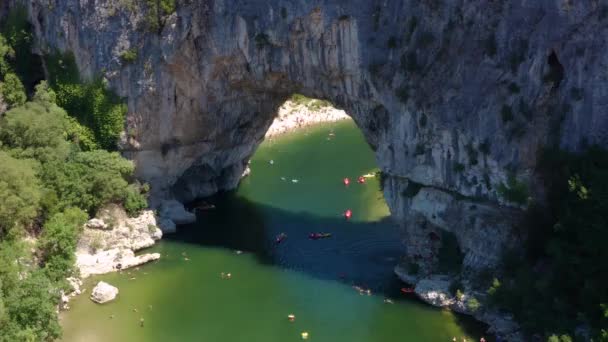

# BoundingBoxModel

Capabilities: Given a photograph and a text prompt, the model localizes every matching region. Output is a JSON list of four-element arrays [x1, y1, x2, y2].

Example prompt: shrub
[[0, 152, 41, 236], [123, 185, 147, 217], [467, 297, 481, 312], [0, 72, 26, 107], [144, 0, 176, 32], [38, 208, 88, 282], [45, 52, 127, 150], [120, 48, 138, 64]]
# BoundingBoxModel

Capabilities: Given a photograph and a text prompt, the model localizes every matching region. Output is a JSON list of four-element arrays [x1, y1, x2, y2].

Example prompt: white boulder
[[90, 281, 119, 304]]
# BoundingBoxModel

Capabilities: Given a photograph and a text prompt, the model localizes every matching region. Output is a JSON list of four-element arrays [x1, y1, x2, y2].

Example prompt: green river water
[[60, 120, 488, 342]]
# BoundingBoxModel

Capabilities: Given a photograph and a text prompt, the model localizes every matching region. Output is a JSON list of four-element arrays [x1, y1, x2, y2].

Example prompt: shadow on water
[[165, 192, 491, 340], [170, 191, 405, 297]]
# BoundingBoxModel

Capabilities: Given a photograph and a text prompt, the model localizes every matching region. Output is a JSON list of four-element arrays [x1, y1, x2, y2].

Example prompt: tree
[[38, 208, 87, 282], [0, 152, 41, 236], [0, 73, 26, 108], [32, 80, 56, 104]]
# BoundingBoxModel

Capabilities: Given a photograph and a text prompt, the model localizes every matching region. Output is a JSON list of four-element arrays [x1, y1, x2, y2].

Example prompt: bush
[[38, 208, 88, 282], [120, 49, 138, 64], [0, 152, 41, 236], [123, 185, 147, 217], [45, 52, 126, 150], [495, 148, 608, 338], [0, 72, 26, 107], [41, 150, 139, 215], [144, 0, 176, 32], [467, 297, 481, 312], [0, 101, 71, 163]]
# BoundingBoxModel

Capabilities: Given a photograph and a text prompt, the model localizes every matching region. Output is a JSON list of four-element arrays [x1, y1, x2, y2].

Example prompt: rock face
[[90, 281, 119, 304], [158, 199, 196, 226], [76, 205, 163, 278], [26, 1, 608, 277]]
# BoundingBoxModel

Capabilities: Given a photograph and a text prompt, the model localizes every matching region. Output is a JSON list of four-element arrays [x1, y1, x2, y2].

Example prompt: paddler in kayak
[[309, 232, 332, 240], [275, 233, 287, 244], [357, 176, 366, 184], [343, 177, 350, 186], [344, 209, 352, 220]]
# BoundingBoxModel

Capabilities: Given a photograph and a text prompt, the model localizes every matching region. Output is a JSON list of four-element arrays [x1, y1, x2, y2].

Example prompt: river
[[60, 119, 487, 342]]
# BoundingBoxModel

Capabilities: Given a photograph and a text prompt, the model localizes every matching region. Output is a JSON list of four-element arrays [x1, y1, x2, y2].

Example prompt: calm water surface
[[61, 120, 487, 342]]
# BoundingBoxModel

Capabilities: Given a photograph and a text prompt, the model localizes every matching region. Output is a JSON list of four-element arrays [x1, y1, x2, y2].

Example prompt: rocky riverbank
[[265, 98, 350, 138], [394, 265, 523, 342], [60, 205, 166, 309]]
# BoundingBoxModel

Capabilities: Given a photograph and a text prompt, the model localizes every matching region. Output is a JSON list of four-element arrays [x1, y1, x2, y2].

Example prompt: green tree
[[0, 73, 26, 107], [0, 101, 71, 163], [38, 208, 87, 283], [0, 152, 41, 236]]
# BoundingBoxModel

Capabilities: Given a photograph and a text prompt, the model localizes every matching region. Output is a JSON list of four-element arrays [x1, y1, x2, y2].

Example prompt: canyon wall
[[27, 0, 608, 274]]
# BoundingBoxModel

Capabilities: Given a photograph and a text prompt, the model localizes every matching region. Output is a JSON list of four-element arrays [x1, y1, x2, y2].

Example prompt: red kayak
[[344, 209, 352, 220], [343, 177, 350, 186], [357, 176, 366, 184], [401, 287, 415, 294]]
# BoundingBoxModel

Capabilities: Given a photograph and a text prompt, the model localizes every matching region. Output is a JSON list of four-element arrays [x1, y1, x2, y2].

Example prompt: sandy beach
[[265, 99, 350, 138]]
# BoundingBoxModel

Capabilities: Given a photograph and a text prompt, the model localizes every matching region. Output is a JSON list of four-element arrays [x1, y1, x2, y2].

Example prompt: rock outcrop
[[76, 205, 162, 278], [24, 0, 608, 331], [90, 281, 119, 304], [395, 266, 523, 341]]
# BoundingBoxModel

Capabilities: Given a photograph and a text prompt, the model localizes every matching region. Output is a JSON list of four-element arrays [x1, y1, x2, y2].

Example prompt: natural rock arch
[[29, 0, 608, 274]]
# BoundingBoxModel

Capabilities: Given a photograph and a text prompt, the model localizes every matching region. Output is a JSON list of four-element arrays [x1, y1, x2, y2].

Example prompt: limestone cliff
[[25, 0, 608, 276]]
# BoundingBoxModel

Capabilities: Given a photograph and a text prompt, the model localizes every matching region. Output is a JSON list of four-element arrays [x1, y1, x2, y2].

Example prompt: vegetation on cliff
[[488, 148, 608, 340], [0, 14, 146, 340]]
